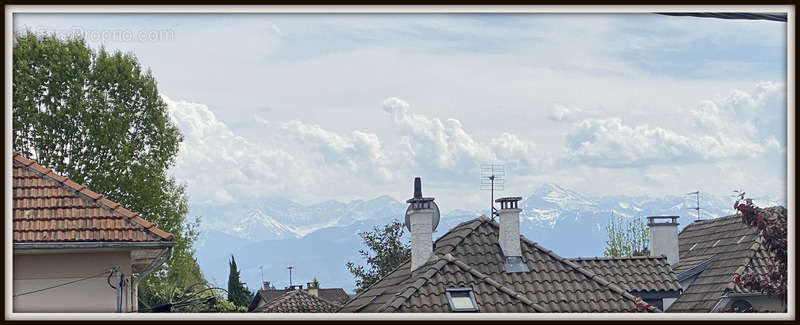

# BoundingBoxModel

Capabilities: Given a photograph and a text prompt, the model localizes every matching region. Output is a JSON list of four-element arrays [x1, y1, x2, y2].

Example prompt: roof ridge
[[336, 257, 414, 312], [378, 253, 549, 313], [725, 238, 768, 292], [261, 289, 337, 312], [377, 254, 449, 312], [338, 217, 487, 312], [568, 256, 668, 261], [443, 253, 548, 312], [513, 228, 660, 312], [430, 217, 485, 255], [13, 152, 173, 241]]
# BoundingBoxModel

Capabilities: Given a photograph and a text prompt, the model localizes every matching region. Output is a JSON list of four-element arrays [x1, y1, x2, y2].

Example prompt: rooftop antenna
[[687, 191, 701, 221], [287, 265, 294, 288], [481, 164, 505, 221], [259, 266, 264, 290]]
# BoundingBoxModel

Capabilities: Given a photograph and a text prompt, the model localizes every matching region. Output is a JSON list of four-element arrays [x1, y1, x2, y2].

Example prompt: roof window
[[445, 288, 478, 312]]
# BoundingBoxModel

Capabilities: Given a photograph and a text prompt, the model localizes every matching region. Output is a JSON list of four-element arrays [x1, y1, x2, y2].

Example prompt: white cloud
[[164, 96, 306, 205], [277, 119, 393, 180], [381, 97, 545, 177], [565, 83, 784, 168]]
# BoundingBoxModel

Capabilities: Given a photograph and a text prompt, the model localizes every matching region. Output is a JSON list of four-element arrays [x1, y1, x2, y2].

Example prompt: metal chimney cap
[[495, 197, 522, 203], [404, 177, 440, 232]]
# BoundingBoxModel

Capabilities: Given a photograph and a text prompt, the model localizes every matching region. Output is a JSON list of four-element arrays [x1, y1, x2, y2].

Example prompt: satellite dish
[[405, 201, 440, 232]]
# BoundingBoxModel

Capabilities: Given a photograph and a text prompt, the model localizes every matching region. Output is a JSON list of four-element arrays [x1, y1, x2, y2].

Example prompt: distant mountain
[[193, 185, 785, 293]]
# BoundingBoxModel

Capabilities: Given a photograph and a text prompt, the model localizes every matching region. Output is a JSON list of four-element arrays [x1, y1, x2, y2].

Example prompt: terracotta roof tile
[[12, 152, 173, 243]]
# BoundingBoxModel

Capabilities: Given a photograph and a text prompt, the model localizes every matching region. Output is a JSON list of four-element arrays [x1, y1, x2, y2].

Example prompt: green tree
[[227, 255, 253, 307], [603, 213, 650, 257], [12, 31, 205, 308], [346, 219, 411, 293]]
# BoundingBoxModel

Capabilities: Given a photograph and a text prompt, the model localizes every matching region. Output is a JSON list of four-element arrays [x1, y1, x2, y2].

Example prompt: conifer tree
[[227, 255, 254, 307]]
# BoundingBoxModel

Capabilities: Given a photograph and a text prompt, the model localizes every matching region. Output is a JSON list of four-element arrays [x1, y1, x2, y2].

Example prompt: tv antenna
[[481, 164, 505, 220], [287, 265, 294, 288], [259, 266, 264, 290], [687, 191, 701, 221]]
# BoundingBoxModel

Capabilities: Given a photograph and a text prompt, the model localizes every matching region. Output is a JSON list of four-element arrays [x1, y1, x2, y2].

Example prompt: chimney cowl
[[496, 197, 522, 210]]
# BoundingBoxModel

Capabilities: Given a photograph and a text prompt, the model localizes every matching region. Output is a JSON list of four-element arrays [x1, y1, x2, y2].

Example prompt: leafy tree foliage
[[139, 282, 247, 313], [732, 192, 787, 301], [12, 31, 204, 308], [346, 219, 411, 293], [603, 213, 650, 257], [227, 255, 254, 307]]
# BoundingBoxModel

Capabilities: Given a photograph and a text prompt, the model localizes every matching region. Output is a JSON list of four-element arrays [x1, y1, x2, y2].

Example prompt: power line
[[13, 267, 117, 298], [657, 13, 787, 22]]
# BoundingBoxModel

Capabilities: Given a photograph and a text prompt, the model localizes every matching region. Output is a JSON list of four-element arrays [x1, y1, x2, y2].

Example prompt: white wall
[[13, 251, 135, 313], [650, 224, 679, 265]]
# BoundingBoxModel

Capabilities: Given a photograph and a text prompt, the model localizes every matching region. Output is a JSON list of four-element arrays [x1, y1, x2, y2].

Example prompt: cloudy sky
[[14, 12, 788, 212]]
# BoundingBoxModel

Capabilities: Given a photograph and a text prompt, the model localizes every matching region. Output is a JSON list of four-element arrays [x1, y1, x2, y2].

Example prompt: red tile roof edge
[[12, 151, 174, 242]]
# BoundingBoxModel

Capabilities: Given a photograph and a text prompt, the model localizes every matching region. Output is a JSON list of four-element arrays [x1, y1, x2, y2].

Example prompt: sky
[[13, 12, 789, 213]]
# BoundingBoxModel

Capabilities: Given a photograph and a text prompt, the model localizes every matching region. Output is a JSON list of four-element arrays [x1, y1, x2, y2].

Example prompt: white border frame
[[4, 4, 795, 321]]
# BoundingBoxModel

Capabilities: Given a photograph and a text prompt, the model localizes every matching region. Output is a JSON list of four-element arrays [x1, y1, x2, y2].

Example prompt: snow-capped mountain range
[[192, 184, 785, 293]]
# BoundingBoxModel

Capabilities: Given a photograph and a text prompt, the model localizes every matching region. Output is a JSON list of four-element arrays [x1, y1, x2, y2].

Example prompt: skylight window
[[445, 288, 478, 312]]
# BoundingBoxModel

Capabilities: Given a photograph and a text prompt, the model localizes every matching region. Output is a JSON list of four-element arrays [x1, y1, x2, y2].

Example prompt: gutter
[[13, 242, 175, 251], [132, 246, 173, 312]]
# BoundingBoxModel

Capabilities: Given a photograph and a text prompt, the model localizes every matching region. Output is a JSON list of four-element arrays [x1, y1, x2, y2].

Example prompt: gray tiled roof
[[248, 287, 349, 312], [339, 216, 660, 313], [569, 256, 681, 293], [667, 206, 786, 313], [256, 290, 339, 313]]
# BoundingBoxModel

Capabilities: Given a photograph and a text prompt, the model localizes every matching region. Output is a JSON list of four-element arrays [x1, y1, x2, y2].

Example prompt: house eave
[[13, 241, 175, 253]]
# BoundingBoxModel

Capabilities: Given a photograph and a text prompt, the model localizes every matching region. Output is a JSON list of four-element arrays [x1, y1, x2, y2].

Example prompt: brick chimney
[[648, 216, 680, 265], [496, 197, 523, 257], [406, 177, 437, 272]]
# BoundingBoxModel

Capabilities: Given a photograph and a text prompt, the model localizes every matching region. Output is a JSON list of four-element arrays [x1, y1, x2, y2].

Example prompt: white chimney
[[496, 197, 523, 257], [648, 216, 680, 265], [406, 177, 439, 272], [307, 278, 319, 297]]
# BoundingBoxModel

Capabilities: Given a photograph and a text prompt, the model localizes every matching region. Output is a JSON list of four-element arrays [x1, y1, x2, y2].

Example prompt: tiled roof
[[569, 256, 681, 293], [249, 288, 350, 312], [256, 290, 339, 313], [317, 288, 350, 305], [12, 152, 173, 243], [339, 216, 660, 313], [667, 207, 786, 313]]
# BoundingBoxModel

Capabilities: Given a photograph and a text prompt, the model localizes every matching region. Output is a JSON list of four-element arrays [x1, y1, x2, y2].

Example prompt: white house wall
[[13, 251, 134, 313]]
